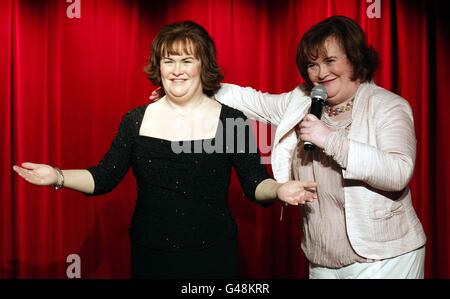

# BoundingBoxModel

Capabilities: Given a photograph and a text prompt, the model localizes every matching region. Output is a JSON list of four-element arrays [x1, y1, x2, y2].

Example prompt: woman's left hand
[[298, 114, 332, 149], [277, 181, 318, 205]]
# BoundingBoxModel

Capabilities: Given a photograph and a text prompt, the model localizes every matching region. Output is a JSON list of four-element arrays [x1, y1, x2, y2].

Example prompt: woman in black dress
[[13, 21, 317, 278]]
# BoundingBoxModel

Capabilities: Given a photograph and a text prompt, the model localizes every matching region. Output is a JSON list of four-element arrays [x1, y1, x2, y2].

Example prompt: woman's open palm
[[13, 162, 57, 186]]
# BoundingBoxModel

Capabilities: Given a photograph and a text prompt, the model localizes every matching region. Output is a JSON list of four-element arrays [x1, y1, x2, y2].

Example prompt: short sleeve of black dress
[[86, 107, 144, 195], [222, 105, 273, 206]]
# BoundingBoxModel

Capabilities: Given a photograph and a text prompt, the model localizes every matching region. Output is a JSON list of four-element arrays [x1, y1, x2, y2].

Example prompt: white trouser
[[309, 246, 425, 279]]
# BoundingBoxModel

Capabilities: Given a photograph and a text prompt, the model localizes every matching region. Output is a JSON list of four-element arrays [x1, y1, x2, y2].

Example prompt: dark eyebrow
[[162, 56, 195, 60]]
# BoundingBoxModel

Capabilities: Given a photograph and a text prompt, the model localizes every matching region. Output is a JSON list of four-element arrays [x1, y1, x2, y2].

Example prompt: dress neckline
[[138, 103, 224, 143], [322, 111, 352, 129]]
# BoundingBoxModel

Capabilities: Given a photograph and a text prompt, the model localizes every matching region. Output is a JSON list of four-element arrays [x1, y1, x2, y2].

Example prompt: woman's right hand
[[12, 162, 58, 186]]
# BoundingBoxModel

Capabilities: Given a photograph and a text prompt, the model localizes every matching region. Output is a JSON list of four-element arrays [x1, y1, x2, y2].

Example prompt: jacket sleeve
[[343, 99, 416, 192], [216, 83, 305, 125], [86, 111, 135, 195]]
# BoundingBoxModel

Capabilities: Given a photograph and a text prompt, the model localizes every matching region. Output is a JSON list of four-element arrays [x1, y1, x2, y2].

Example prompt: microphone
[[304, 84, 328, 151]]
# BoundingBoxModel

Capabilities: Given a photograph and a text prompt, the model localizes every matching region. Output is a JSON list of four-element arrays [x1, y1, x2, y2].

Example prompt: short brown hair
[[296, 16, 379, 93], [144, 21, 223, 98]]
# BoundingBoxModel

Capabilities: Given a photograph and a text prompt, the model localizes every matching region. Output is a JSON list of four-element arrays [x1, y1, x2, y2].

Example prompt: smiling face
[[145, 21, 224, 99], [306, 37, 360, 106], [159, 41, 203, 103]]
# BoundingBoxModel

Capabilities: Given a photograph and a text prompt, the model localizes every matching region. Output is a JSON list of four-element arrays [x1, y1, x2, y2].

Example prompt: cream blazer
[[216, 82, 426, 260]]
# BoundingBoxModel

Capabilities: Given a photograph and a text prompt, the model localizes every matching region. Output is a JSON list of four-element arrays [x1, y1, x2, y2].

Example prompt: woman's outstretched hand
[[12, 162, 58, 186], [277, 180, 318, 205]]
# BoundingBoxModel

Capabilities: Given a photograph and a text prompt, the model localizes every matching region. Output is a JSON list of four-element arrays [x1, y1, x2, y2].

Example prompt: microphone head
[[311, 84, 328, 101]]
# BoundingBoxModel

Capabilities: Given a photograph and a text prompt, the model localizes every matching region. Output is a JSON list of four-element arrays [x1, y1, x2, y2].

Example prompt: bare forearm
[[61, 169, 95, 194], [255, 178, 280, 201]]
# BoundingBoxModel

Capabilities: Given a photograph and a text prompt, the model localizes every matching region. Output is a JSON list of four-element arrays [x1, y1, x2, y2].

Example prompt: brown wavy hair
[[296, 16, 379, 93], [144, 21, 223, 98]]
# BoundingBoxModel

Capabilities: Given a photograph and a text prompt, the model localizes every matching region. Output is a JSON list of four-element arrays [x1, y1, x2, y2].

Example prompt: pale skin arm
[[13, 163, 318, 204], [12, 162, 95, 194], [255, 178, 318, 205]]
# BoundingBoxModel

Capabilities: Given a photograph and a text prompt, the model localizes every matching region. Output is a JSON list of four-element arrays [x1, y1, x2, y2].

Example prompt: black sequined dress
[[87, 103, 271, 278]]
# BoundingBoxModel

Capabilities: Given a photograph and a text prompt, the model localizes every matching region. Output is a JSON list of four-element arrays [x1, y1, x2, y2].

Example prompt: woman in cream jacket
[[216, 16, 426, 279]]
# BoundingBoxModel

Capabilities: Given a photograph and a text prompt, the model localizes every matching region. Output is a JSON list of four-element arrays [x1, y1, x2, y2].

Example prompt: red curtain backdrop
[[1, 0, 449, 278]]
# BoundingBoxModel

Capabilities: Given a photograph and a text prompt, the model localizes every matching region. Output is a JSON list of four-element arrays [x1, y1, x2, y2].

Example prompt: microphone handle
[[304, 141, 315, 150], [303, 97, 324, 151]]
